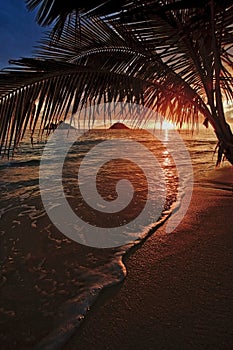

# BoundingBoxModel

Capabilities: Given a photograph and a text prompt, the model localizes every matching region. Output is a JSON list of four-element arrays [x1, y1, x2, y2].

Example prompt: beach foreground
[[65, 168, 233, 350]]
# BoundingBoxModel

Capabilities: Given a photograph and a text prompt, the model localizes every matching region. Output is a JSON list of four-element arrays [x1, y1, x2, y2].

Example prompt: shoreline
[[1, 156, 232, 349], [65, 168, 233, 349]]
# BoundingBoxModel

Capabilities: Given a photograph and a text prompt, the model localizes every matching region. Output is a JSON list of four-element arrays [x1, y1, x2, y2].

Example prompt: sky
[[0, 0, 44, 69], [0, 0, 232, 121]]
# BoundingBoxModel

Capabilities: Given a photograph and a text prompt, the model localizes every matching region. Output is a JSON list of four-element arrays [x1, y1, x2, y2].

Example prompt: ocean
[[0, 126, 232, 349]]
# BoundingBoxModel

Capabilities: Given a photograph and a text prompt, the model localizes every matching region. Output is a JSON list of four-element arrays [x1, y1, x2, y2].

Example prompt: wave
[[0, 158, 40, 169], [1, 129, 226, 349]]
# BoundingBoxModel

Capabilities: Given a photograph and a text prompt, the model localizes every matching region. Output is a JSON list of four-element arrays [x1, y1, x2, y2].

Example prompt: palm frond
[[0, 58, 144, 155], [0, 48, 204, 156], [26, 0, 126, 37], [1, 0, 233, 161]]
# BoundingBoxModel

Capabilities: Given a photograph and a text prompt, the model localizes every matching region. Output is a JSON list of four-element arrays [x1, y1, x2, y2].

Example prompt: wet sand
[[1, 166, 233, 349], [65, 168, 233, 350], [0, 197, 123, 349]]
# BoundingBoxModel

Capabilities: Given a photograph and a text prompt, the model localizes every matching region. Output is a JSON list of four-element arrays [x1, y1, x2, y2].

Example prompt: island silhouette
[[109, 122, 130, 130]]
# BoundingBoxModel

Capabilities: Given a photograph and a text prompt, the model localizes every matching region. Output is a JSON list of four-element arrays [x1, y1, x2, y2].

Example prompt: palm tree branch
[[0, 53, 212, 156]]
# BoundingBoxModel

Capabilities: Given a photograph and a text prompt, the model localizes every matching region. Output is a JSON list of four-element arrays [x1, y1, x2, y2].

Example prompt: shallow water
[[0, 127, 232, 348]]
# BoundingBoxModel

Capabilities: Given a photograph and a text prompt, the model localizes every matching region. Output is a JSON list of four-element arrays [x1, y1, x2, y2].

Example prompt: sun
[[161, 120, 176, 130]]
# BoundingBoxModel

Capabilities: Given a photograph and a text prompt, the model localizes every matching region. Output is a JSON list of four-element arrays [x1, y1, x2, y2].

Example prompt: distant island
[[109, 122, 130, 130], [44, 121, 76, 130]]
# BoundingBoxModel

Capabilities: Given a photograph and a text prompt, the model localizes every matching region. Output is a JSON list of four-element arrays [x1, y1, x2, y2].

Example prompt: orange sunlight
[[161, 120, 176, 130]]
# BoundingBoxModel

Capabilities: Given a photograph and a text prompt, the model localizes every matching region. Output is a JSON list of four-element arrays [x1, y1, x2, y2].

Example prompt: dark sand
[[1, 168, 233, 349], [0, 198, 122, 349], [65, 170, 233, 350]]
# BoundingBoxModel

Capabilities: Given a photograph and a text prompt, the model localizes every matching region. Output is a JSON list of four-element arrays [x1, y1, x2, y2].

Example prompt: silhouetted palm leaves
[[1, 0, 233, 163]]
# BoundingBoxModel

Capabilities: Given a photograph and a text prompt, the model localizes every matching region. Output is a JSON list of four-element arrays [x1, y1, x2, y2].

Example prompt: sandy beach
[[1, 143, 233, 349], [1, 1, 233, 349], [0, 0, 233, 350], [65, 168, 233, 350]]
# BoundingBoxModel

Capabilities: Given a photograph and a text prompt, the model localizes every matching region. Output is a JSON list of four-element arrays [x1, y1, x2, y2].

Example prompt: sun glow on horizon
[[146, 120, 176, 130], [161, 120, 176, 130]]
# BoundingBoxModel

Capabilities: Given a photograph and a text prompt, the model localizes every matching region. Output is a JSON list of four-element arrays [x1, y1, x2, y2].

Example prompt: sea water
[[0, 127, 232, 349]]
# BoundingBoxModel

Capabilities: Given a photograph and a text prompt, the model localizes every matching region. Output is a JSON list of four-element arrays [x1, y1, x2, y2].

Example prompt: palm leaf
[[1, 1, 233, 162]]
